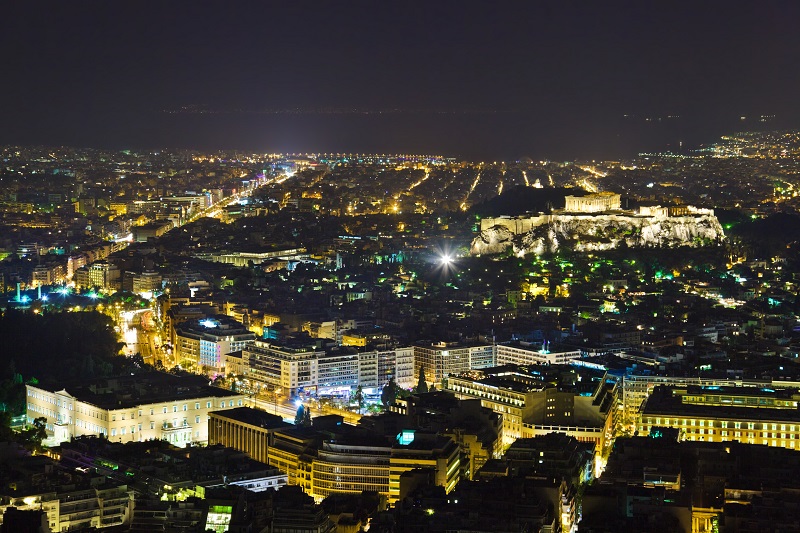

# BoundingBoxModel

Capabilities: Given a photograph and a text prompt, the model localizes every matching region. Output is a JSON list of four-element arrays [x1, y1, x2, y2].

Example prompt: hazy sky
[[2, 1, 799, 159]]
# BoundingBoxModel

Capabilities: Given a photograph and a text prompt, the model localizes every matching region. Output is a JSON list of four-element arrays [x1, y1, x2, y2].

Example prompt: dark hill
[[470, 186, 587, 217]]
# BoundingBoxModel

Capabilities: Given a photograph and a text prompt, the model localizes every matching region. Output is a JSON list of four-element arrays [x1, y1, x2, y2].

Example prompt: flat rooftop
[[39, 371, 241, 410], [210, 407, 292, 430], [643, 386, 800, 422]]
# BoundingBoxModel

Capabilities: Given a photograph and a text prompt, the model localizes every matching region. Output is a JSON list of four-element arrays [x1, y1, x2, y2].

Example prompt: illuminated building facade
[[208, 407, 292, 464], [639, 385, 800, 450], [26, 374, 246, 447], [496, 342, 581, 366], [413, 342, 496, 385], [265, 426, 461, 504], [312, 439, 392, 499], [447, 371, 537, 444], [0, 477, 133, 531], [131, 270, 162, 296], [563, 192, 621, 213], [388, 433, 461, 505], [447, 366, 619, 453], [620, 374, 769, 432], [240, 341, 415, 397], [174, 315, 255, 375]]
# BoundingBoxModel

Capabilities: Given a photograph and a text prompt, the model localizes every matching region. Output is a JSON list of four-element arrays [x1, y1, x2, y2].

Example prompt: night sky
[[2, 1, 799, 159]]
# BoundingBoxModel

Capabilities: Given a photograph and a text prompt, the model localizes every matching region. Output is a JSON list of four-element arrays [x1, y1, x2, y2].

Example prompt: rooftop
[[37, 371, 241, 410], [209, 407, 292, 430], [642, 385, 800, 422]]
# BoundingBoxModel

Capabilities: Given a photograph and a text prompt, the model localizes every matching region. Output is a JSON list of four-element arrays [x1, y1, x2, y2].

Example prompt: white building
[[413, 342, 497, 384], [240, 341, 416, 397], [132, 270, 163, 295], [0, 476, 133, 531], [174, 315, 256, 375], [26, 374, 246, 447], [496, 342, 581, 366]]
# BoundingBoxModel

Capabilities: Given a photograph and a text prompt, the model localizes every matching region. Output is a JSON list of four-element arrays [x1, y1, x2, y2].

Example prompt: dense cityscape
[[0, 129, 799, 532], [3, 1, 800, 531]]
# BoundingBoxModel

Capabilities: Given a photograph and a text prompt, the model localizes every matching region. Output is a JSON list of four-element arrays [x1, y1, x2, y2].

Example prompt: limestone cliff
[[470, 213, 725, 256]]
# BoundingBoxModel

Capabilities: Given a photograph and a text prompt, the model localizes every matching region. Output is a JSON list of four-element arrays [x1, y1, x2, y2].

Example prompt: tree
[[351, 385, 365, 413], [381, 378, 398, 407], [294, 404, 305, 426], [416, 367, 428, 394], [18, 417, 47, 452], [302, 406, 312, 427]]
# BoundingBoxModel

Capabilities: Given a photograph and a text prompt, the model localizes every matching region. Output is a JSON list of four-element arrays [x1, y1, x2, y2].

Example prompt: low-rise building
[[208, 407, 293, 464], [26, 372, 246, 447], [496, 341, 581, 366], [639, 385, 800, 450], [0, 455, 133, 531], [413, 342, 496, 385], [174, 315, 255, 375]]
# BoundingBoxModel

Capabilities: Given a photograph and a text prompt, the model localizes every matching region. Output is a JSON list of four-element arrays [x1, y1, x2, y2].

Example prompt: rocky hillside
[[471, 214, 725, 256]]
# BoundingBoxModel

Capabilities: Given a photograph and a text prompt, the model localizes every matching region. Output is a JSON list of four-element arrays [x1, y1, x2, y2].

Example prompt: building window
[[195, 416, 200, 423], [150, 422, 154, 430]]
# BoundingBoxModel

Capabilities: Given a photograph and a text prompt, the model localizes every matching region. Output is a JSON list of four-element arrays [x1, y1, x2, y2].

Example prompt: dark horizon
[[2, 1, 799, 160]]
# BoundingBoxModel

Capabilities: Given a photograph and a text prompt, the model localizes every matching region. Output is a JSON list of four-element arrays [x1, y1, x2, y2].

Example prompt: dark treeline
[[0, 310, 124, 415]]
